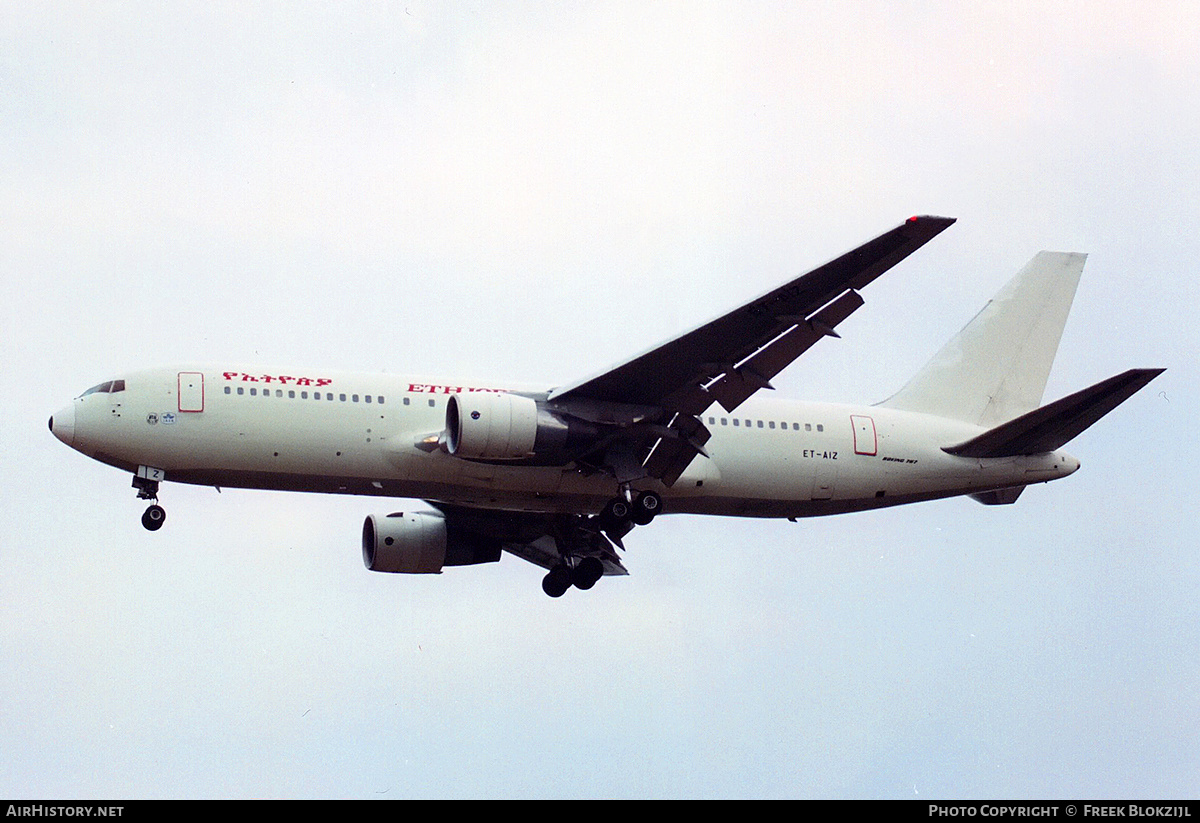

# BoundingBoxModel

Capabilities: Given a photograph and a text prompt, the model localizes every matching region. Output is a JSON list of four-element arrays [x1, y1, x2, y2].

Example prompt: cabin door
[[178, 372, 205, 412], [851, 414, 877, 456]]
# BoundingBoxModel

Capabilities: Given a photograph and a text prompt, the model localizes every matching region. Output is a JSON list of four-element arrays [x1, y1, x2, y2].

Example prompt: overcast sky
[[3, 1, 1197, 799]]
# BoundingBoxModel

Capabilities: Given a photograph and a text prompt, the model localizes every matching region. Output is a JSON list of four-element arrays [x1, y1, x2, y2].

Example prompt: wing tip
[[904, 214, 957, 239], [907, 214, 956, 226]]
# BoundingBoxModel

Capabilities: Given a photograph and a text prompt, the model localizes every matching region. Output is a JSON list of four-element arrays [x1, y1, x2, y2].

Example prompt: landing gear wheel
[[141, 504, 166, 531], [571, 556, 604, 590], [631, 490, 662, 525], [542, 564, 572, 598], [599, 497, 632, 531]]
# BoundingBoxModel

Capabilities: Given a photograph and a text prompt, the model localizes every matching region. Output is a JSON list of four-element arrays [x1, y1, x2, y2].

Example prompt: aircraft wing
[[547, 216, 955, 484], [550, 216, 954, 415]]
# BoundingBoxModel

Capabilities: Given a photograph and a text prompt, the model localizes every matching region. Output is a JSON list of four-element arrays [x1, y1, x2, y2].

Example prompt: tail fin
[[879, 251, 1087, 426], [944, 368, 1165, 458]]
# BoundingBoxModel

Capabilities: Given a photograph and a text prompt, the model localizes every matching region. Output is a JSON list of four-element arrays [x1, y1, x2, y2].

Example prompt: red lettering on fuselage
[[223, 371, 333, 387], [407, 383, 503, 394], [219, 372, 507, 393], [219, 372, 506, 393]]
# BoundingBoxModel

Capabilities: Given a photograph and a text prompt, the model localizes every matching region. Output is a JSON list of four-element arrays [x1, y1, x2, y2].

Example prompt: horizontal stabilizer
[[944, 368, 1164, 458]]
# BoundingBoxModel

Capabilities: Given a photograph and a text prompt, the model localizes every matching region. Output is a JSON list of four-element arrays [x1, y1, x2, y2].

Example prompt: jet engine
[[362, 511, 502, 574], [444, 392, 597, 464]]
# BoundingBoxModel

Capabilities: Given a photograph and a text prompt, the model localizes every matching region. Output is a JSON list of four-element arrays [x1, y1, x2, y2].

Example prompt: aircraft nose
[[50, 403, 75, 446]]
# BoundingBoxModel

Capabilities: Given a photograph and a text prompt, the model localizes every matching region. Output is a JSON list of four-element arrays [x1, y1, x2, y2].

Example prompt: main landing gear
[[599, 489, 661, 530], [540, 489, 663, 598], [133, 466, 167, 531], [541, 555, 604, 598]]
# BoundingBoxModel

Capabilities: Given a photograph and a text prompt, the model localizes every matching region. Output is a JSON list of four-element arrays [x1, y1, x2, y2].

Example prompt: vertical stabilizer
[[879, 251, 1086, 426]]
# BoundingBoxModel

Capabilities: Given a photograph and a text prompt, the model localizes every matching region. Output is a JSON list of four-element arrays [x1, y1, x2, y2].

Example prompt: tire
[[599, 497, 632, 531], [141, 504, 166, 531], [571, 556, 604, 590], [542, 564, 572, 598], [632, 491, 662, 525]]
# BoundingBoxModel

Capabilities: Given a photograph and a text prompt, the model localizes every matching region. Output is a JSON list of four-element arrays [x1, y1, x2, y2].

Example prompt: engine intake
[[362, 511, 502, 574], [445, 392, 538, 460], [445, 392, 596, 464]]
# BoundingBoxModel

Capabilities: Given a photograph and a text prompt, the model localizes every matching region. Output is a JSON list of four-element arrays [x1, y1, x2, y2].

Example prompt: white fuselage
[[51, 366, 1080, 518]]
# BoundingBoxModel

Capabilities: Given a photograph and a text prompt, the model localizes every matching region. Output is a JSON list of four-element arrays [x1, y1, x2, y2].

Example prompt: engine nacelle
[[362, 511, 501, 574], [446, 391, 539, 460], [445, 392, 596, 464]]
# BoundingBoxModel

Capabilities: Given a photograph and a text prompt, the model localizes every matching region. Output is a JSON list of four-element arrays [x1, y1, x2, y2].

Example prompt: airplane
[[48, 216, 1163, 597]]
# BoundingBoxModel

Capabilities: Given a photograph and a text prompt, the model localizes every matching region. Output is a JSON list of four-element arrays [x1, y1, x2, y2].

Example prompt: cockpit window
[[80, 379, 126, 397]]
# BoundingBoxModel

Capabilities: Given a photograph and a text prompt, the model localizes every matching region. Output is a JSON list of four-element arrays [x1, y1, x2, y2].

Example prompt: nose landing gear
[[132, 466, 167, 531]]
